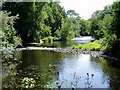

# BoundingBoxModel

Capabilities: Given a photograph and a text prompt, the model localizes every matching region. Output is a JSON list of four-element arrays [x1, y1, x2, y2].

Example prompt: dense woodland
[[1, 1, 120, 59]]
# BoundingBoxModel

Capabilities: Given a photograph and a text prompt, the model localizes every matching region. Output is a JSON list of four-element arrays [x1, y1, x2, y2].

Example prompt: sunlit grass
[[73, 40, 101, 51]]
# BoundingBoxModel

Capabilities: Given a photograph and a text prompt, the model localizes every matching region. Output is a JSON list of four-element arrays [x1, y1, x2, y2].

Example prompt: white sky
[[59, 0, 116, 20]]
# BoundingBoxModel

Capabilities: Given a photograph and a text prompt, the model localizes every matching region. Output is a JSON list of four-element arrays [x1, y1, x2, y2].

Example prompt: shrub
[[21, 77, 36, 88], [72, 40, 101, 51]]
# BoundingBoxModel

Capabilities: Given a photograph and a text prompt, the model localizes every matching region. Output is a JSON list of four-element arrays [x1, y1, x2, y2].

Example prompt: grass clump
[[72, 40, 101, 51]]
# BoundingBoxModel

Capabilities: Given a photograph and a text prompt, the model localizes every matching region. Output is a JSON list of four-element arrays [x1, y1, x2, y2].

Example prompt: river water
[[2, 40, 120, 89]]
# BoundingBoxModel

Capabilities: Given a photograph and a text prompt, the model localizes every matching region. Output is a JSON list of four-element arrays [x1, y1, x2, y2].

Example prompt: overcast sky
[[59, 0, 116, 20]]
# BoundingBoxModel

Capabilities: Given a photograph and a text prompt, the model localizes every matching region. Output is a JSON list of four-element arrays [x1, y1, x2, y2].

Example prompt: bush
[[72, 40, 101, 51], [21, 77, 36, 88], [42, 36, 59, 43], [1, 11, 21, 60]]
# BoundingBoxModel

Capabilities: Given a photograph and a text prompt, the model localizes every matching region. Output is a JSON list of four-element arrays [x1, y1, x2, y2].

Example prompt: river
[[2, 39, 120, 89]]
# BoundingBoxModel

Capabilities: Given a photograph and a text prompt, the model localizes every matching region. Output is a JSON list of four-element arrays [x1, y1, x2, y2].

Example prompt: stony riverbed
[[16, 47, 117, 59]]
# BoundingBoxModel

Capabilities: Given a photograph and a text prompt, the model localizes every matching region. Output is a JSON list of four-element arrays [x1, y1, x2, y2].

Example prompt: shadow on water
[[91, 57, 120, 90], [2, 49, 120, 89], [38, 41, 77, 48]]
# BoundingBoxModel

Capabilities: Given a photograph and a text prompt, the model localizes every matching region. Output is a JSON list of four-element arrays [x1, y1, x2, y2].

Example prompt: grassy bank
[[72, 40, 101, 51]]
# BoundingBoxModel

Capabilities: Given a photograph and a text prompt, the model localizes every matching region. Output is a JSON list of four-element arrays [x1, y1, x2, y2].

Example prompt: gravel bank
[[16, 47, 103, 57]]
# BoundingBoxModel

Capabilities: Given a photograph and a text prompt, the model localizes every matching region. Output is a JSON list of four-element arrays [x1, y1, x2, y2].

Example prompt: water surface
[[15, 50, 120, 89], [2, 40, 120, 89]]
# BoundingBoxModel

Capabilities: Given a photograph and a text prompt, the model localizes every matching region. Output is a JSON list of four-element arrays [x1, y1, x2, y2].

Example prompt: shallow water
[[12, 50, 120, 89]]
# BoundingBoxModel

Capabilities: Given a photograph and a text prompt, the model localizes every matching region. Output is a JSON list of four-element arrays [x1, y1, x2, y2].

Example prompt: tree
[[3, 2, 66, 45], [79, 19, 90, 36], [89, 0, 120, 57], [44, 2, 66, 36], [104, 1, 120, 57], [67, 10, 79, 18], [60, 17, 80, 41], [0, 11, 21, 59], [89, 10, 105, 39]]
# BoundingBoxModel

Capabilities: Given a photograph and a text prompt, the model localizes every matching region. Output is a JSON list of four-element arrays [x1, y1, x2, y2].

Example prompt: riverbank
[[16, 47, 101, 57], [16, 46, 119, 61]]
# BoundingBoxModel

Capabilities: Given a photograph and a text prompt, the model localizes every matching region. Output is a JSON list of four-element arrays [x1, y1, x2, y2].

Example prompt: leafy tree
[[3, 2, 66, 45], [2, 2, 37, 45], [104, 1, 120, 57], [60, 17, 80, 40], [89, 10, 105, 39], [0, 11, 21, 59], [44, 2, 66, 37], [79, 19, 90, 36], [89, 0, 120, 57]]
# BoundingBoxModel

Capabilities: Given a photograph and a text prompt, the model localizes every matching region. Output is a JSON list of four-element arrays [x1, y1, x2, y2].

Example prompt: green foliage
[[79, 19, 90, 36], [44, 2, 66, 36], [89, 10, 105, 39], [73, 44, 82, 49], [21, 77, 36, 88], [60, 17, 80, 41], [0, 11, 21, 59], [1, 10, 22, 88], [67, 10, 79, 18], [107, 1, 120, 56], [89, 1, 120, 57], [2, 0, 120, 58], [42, 36, 58, 43], [2, 2, 66, 45], [73, 40, 101, 51], [83, 40, 101, 51], [2, 2, 91, 43], [54, 29, 61, 39]]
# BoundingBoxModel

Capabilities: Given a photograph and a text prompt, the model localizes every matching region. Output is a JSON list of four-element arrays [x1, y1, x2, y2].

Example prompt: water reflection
[[2, 50, 120, 89], [56, 54, 109, 88], [91, 57, 120, 90], [40, 41, 77, 48]]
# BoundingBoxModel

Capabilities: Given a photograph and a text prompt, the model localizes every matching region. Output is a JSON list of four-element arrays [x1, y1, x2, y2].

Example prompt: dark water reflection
[[38, 40, 88, 48], [8, 50, 120, 89], [39, 41, 77, 48]]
